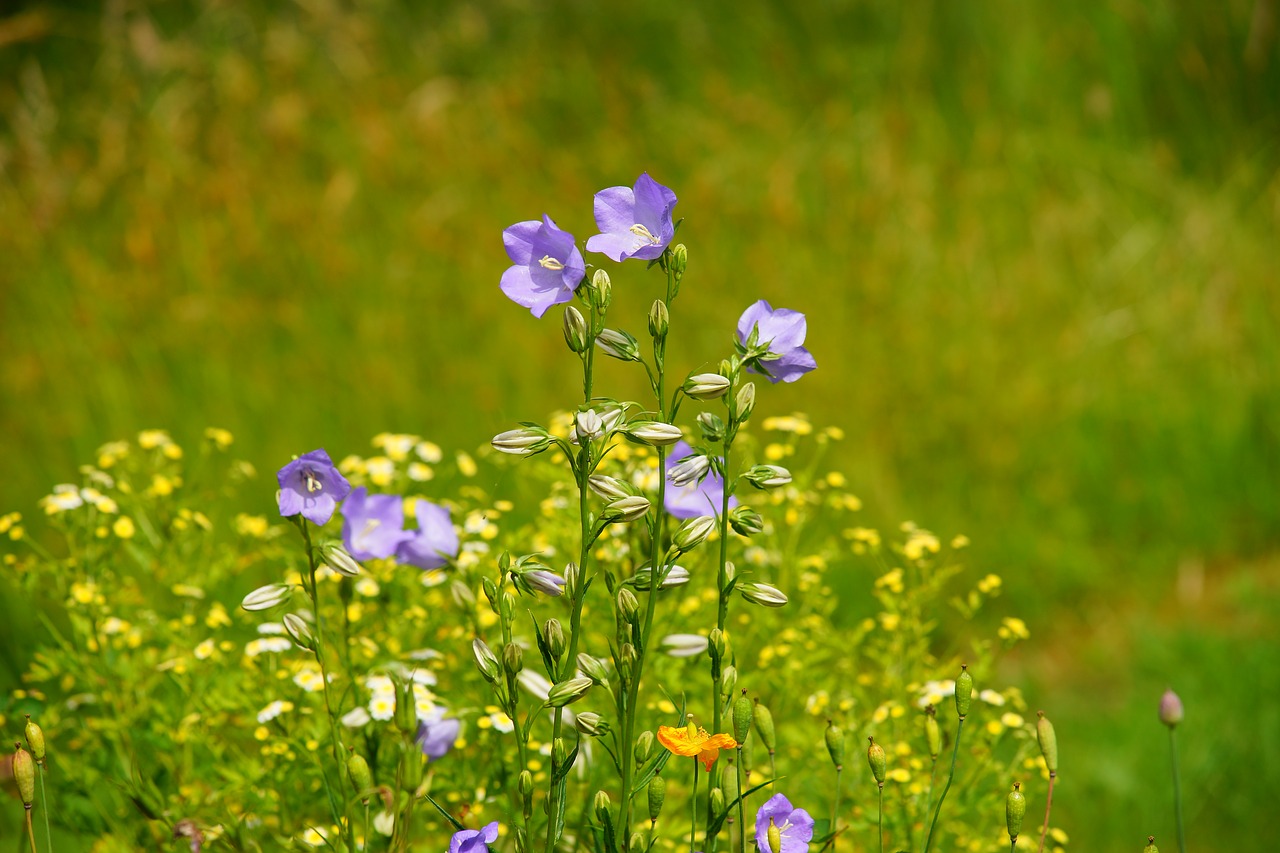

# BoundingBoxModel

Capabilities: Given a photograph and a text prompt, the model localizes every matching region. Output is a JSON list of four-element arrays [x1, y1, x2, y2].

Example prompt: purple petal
[[417, 717, 461, 760], [277, 486, 304, 517], [300, 492, 338, 527], [341, 488, 411, 560], [592, 186, 636, 236], [765, 347, 818, 384], [396, 500, 458, 569], [755, 794, 795, 851], [503, 220, 542, 265], [585, 231, 636, 263], [754, 307, 808, 353], [480, 822, 500, 844], [632, 173, 677, 236], [736, 300, 776, 344], [501, 265, 570, 318]]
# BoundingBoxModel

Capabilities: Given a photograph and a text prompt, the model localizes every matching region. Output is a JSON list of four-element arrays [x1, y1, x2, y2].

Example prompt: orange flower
[[657, 716, 738, 771]]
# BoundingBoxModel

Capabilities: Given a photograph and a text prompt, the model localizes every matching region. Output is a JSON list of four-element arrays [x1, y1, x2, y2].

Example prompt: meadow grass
[[1, 0, 1278, 848]]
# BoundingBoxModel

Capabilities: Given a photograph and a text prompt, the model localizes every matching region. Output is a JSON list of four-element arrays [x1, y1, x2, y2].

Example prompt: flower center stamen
[[629, 223, 661, 246], [537, 255, 565, 271], [302, 469, 323, 493]]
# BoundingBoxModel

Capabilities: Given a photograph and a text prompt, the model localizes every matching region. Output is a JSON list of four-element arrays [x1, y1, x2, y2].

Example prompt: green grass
[[1, 0, 1278, 847]]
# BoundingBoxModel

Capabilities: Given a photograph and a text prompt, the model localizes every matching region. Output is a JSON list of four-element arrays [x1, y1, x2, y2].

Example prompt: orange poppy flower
[[657, 716, 738, 771]]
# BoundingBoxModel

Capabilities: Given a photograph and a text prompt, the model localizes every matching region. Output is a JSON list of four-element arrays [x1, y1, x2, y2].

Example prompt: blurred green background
[[2, 0, 1277, 848]]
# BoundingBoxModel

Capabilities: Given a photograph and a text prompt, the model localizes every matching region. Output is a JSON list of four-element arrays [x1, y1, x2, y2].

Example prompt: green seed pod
[[593, 789, 612, 825], [394, 679, 417, 735], [635, 730, 655, 766], [13, 743, 35, 806], [732, 690, 754, 743], [740, 733, 754, 776], [1036, 711, 1059, 774], [347, 750, 373, 801], [1006, 781, 1026, 842], [867, 736, 886, 785], [710, 786, 725, 816], [723, 759, 740, 802], [924, 705, 942, 760], [825, 720, 845, 769], [24, 716, 45, 765], [1144, 836, 1159, 853], [955, 665, 973, 718], [754, 699, 776, 753], [767, 818, 783, 853], [648, 774, 666, 822], [401, 749, 424, 790]]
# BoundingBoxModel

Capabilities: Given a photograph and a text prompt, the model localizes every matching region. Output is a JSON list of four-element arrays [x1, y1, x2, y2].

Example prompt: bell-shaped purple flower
[[340, 487, 411, 561], [754, 794, 814, 853], [449, 822, 499, 853], [501, 215, 586, 318], [585, 173, 677, 262], [736, 300, 817, 384], [277, 449, 352, 526], [664, 440, 738, 520], [396, 499, 459, 570], [417, 713, 461, 761]]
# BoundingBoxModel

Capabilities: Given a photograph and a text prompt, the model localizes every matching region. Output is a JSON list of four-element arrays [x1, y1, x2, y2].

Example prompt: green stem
[[1036, 772, 1056, 853], [736, 753, 748, 853], [25, 808, 37, 853], [1170, 728, 1186, 853], [690, 761, 700, 853], [876, 784, 884, 853], [923, 717, 966, 853], [38, 765, 52, 853], [920, 759, 937, 852]]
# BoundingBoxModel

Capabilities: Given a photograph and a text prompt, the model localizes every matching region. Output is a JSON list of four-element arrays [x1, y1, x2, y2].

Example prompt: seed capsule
[[13, 743, 35, 806], [867, 736, 886, 785], [825, 720, 845, 769], [732, 690, 754, 743], [1036, 711, 1059, 774], [955, 665, 973, 718], [1144, 836, 1160, 853], [24, 716, 45, 765], [924, 705, 942, 760], [347, 751, 373, 802], [753, 699, 776, 753], [1006, 781, 1026, 842], [648, 775, 666, 822]]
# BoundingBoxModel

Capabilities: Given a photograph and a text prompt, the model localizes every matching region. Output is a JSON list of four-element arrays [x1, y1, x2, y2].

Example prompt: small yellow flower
[[149, 474, 175, 497], [234, 514, 269, 537], [457, 451, 477, 477], [977, 574, 1002, 594], [998, 617, 1030, 641], [194, 639, 216, 660], [138, 429, 171, 449], [204, 427, 234, 449], [112, 516, 136, 539]]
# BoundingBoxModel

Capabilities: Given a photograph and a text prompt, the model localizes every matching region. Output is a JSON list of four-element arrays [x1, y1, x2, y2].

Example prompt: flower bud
[[13, 743, 35, 806], [617, 588, 639, 624], [518, 769, 535, 797], [1006, 782, 1026, 842], [564, 562, 582, 597], [955, 665, 973, 718], [709, 628, 727, 660], [740, 582, 788, 608], [697, 412, 726, 442], [625, 421, 684, 447], [241, 583, 293, 612], [733, 382, 756, 420], [503, 642, 525, 676], [733, 690, 754, 742], [825, 720, 845, 769], [633, 564, 690, 591], [603, 495, 651, 523], [723, 759, 740, 803], [320, 541, 363, 577], [924, 705, 942, 760], [1159, 689, 1183, 729], [684, 372, 731, 400], [729, 506, 764, 536], [520, 569, 567, 597], [710, 787, 725, 816], [563, 306, 589, 353], [671, 244, 687, 282], [867, 736, 886, 785], [575, 410, 605, 443], [1036, 711, 1059, 774], [395, 679, 417, 735], [588, 474, 636, 501], [282, 613, 317, 651], [24, 716, 45, 765], [673, 516, 717, 552], [547, 676, 593, 707], [742, 465, 792, 490], [721, 665, 738, 700], [590, 269, 612, 311], [754, 699, 776, 753], [647, 774, 666, 822], [552, 737, 568, 767], [347, 750, 373, 802], [667, 453, 710, 487], [630, 832, 646, 852], [635, 730, 655, 766], [472, 638, 501, 682], [649, 299, 670, 339], [596, 328, 641, 362], [619, 643, 638, 681], [402, 748, 425, 791], [492, 427, 552, 457], [593, 790, 612, 825], [578, 653, 610, 685], [545, 618, 565, 661], [575, 712, 608, 737], [452, 579, 477, 608], [1144, 836, 1159, 853]]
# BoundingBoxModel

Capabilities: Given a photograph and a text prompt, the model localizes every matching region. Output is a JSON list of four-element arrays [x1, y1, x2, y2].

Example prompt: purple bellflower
[[754, 794, 814, 853], [340, 487, 410, 561], [449, 822, 499, 853], [277, 449, 352, 527], [501, 215, 586, 318], [585, 173, 677, 262], [396, 499, 459, 570], [416, 712, 461, 761], [736, 300, 817, 384], [664, 440, 738, 520]]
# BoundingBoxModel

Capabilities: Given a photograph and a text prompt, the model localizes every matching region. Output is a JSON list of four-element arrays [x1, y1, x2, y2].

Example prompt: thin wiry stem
[[923, 717, 965, 853], [38, 765, 53, 853], [1170, 728, 1186, 853], [1036, 772, 1056, 853]]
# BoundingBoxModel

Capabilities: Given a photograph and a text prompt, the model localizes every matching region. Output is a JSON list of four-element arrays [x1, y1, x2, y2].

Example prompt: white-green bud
[[575, 712, 609, 736], [673, 516, 717, 551], [667, 453, 710, 487], [671, 244, 687, 281], [563, 306, 589, 353], [649, 299, 669, 339], [604, 495, 650, 523], [697, 412, 725, 442], [320, 542, 363, 577], [241, 583, 293, 612], [575, 410, 605, 443], [733, 382, 757, 420], [547, 676, 594, 707], [282, 613, 316, 651], [743, 465, 792, 490], [588, 474, 636, 501], [740, 582, 788, 608], [596, 328, 641, 362], [472, 638, 501, 682], [729, 506, 764, 536], [617, 588, 639, 623], [633, 564, 690, 590], [590, 269, 612, 310], [684, 372, 731, 400], [625, 421, 684, 447], [577, 653, 610, 684], [492, 427, 552, 457]]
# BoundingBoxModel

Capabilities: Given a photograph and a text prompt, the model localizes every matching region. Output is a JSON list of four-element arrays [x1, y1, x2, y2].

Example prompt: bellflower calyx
[[736, 300, 817, 384]]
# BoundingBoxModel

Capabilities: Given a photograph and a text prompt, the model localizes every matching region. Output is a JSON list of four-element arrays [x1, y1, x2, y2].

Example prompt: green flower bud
[[588, 474, 636, 501], [647, 774, 666, 822], [742, 464, 792, 490], [955, 665, 973, 718], [472, 638, 501, 682], [649, 299, 669, 339], [754, 699, 776, 753], [924, 705, 942, 760], [825, 720, 845, 769], [590, 269, 612, 311], [723, 759, 740, 802], [578, 653, 610, 685], [1006, 781, 1026, 842], [481, 576, 500, 608], [503, 642, 524, 677], [709, 627, 727, 659], [547, 676, 593, 707], [617, 588, 639, 624], [671, 244, 687, 282], [733, 382, 756, 421], [673, 516, 717, 552], [635, 730, 655, 766], [697, 412, 726, 442], [552, 737, 568, 767], [1144, 836, 1159, 853], [575, 712, 608, 737], [282, 613, 316, 651], [625, 422, 684, 447], [740, 582, 788, 608], [732, 690, 754, 743], [596, 328, 641, 362], [545, 618, 565, 661], [395, 679, 417, 735], [319, 541, 363, 577], [619, 643, 638, 682], [1036, 711, 1058, 774], [404, 746, 424, 790], [603, 495, 651, 523], [867, 736, 886, 785], [729, 505, 765, 536], [519, 770, 534, 817], [492, 426, 553, 457], [564, 306, 590, 353], [721, 665, 738, 700], [23, 716, 45, 765], [684, 372, 731, 401], [241, 583, 293, 612], [347, 750, 373, 802], [710, 786, 725, 816], [593, 789, 612, 825], [13, 743, 35, 806], [630, 832, 645, 852]]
